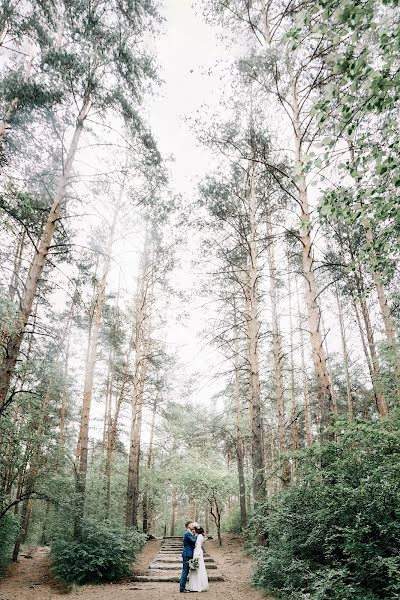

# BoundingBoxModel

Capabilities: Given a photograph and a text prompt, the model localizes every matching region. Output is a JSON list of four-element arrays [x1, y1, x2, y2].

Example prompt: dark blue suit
[[179, 530, 197, 592]]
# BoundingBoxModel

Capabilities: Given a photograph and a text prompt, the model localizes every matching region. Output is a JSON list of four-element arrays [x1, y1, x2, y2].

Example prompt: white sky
[[145, 0, 234, 407]]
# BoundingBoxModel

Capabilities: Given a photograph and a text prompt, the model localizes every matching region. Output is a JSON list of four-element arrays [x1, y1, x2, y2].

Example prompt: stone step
[[150, 563, 218, 570], [158, 552, 211, 557], [155, 558, 215, 564], [132, 574, 224, 583]]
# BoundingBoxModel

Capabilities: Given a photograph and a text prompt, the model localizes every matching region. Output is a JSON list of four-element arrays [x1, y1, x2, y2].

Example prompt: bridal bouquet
[[189, 558, 199, 570]]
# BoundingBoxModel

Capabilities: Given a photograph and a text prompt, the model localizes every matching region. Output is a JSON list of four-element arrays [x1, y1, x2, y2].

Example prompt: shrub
[[50, 520, 146, 584], [223, 507, 253, 534], [0, 513, 19, 575], [252, 412, 400, 600]]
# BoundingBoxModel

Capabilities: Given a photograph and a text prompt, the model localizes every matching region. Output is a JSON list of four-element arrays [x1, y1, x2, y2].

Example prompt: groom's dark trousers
[[180, 530, 197, 592]]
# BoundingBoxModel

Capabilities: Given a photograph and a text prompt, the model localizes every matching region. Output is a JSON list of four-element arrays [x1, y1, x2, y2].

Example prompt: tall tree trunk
[[143, 397, 157, 534], [74, 199, 120, 538], [105, 350, 131, 516], [245, 162, 265, 505], [296, 281, 313, 446], [335, 285, 353, 421], [126, 333, 149, 528], [233, 300, 247, 531], [170, 489, 177, 536], [267, 228, 290, 486], [0, 96, 91, 417], [320, 312, 338, 414], [353, 297, 387, 416], [348, 141, 399, 389], [287, 268, 299, 477], [290, 76, 334, 433]]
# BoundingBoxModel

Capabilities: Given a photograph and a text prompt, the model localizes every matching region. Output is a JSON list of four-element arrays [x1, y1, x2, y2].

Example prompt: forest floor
[[0, 536, 272, 600]]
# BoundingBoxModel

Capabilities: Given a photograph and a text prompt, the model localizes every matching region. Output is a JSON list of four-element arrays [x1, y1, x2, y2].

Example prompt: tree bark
[[126, 238, 154, 528], [245, 162, 265, 505], [290, 75, 334, 434], [267, 227, 290, 486], [296, 280, 313, 446], [8, 227, 26, 301], [126, 333, 149, 528], [287, 267, 299, 477], [353, 297, 387, 416], [335, 285, 353, 421], [170, 489, 177, 536], [0, 96, 91, 417], [74, 199, 120, 538], [143, 396, 157, 534], [233, 300, 248, 531]]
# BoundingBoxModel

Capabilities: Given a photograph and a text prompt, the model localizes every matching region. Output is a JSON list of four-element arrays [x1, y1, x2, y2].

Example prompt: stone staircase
[[132, 536, 224, 583]]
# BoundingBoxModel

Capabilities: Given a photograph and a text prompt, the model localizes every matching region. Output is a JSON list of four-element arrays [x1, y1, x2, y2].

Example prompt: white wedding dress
[[189, 534, 209, 592]]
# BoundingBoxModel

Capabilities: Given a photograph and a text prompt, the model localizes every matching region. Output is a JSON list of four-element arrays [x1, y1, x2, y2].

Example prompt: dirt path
[[0, 537, 271, 600]]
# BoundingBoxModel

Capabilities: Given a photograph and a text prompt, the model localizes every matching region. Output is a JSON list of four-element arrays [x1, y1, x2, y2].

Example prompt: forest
[[0, 1, 399, 599]]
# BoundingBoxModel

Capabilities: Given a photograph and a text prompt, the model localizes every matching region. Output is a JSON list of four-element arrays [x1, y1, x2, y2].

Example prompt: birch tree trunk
[[0, 96, 91, 417]]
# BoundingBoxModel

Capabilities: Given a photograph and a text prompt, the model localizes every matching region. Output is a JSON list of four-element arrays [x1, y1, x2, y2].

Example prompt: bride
[[189, 526, 209, 592]]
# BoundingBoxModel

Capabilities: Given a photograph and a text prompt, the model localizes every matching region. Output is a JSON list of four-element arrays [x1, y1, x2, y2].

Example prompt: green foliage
[[252, 412, 400, 600], [0, 513, 19, 575], [223, 508, 244, 534], [50, 520, 146, 585]]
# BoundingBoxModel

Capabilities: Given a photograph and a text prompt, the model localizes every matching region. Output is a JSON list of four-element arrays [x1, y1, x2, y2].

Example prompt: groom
[[179, 520, 197, 593]]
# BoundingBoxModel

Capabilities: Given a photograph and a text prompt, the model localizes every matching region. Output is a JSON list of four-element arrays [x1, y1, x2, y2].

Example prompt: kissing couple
[[179, 520, 209, 593]]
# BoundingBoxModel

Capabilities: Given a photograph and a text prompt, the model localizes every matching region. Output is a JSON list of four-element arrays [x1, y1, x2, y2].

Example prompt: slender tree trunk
[[105, 352, 131, 516], [353, 297, 387, 416], [170, 489, 177, 536], [290, 77, 333, 433], [287, 268, 299, 477], [233, 300, 247, 531], [245, 162, 265, 504], [126, 334, 149, 528], [348, 141, 399, 388], [143, 397, 157, 534], [74, 200, 120, 538], [0, 96, 91, 417], [267, 228, 290, 486], [320, 311, 338, 414], [335, 285, 353, 421], [365, 241, 400, 394], [296, 281, 313, 446]]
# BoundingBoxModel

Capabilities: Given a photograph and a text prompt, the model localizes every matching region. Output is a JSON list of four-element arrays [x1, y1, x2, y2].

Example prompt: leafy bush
[[0, 513, 19, 575], [50, 520, 146, 584], [252, 412, 400, 600], [223, 507, 252, 534]]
